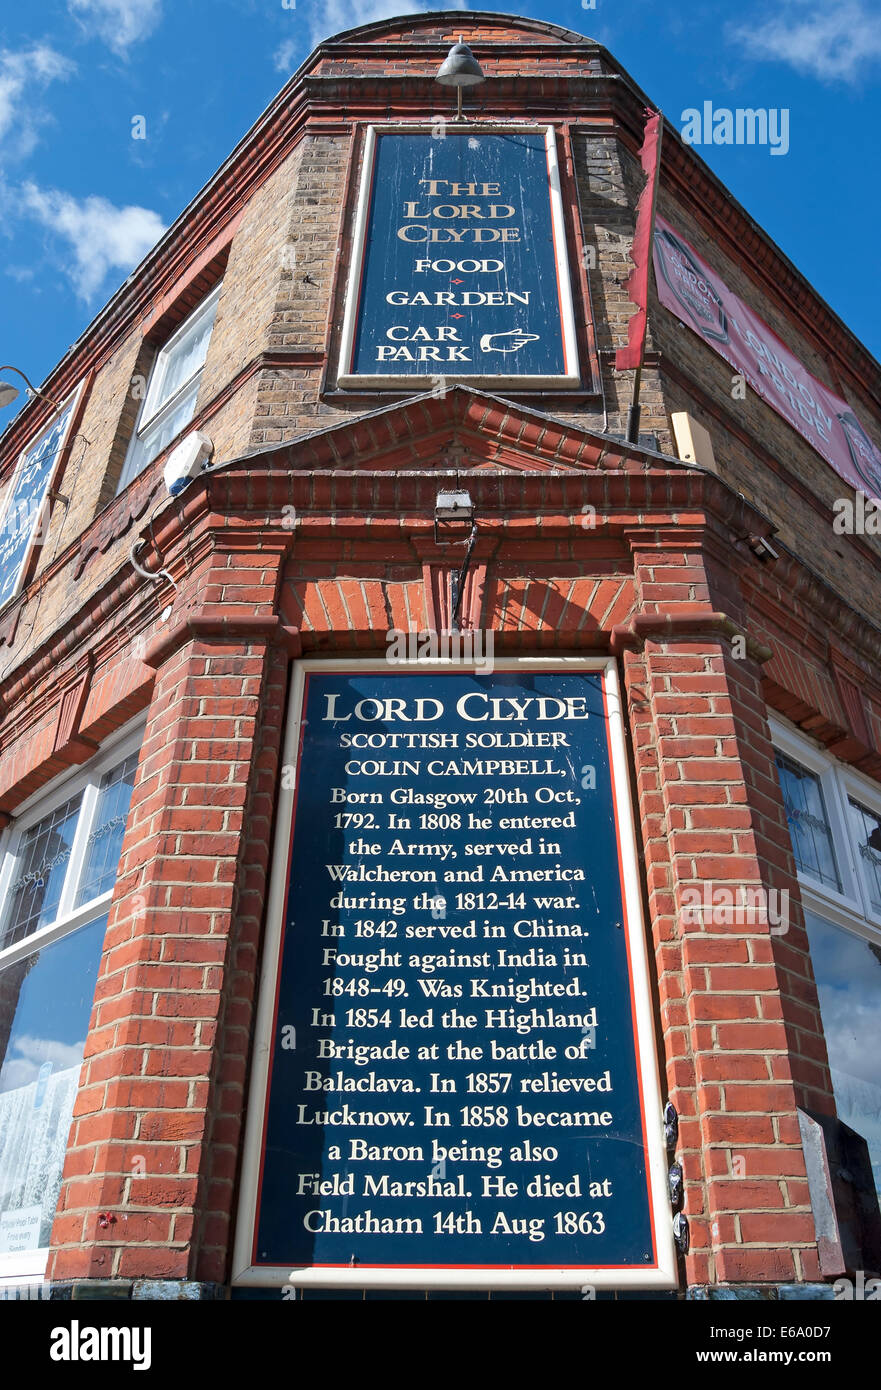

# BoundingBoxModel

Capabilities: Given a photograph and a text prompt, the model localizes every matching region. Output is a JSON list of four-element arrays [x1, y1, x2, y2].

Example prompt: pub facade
[[0, 12, 879, 1301]]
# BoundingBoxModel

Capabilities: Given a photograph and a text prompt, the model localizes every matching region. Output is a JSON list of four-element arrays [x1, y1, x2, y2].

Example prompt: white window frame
[[770, 713, 881, 946], [117, 282, 222, 493], [0, 718, 144, 1286]]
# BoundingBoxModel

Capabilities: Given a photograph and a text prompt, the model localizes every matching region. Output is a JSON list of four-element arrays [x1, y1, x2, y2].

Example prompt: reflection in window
[[848, 798, 881, 917], [75, 752, 139, 906], [0, 794, 83, 952], [805, 910, 881, 1203], [0, 916, 106, 1252], [774, 752, 841, 891]]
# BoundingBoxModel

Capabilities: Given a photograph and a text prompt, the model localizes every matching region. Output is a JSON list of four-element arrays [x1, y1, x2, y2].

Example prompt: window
[[118, 284, 221, 490], [775, 750, 841, 891], [0, 731, 140, 1283], [771, 715, 881, 1210]]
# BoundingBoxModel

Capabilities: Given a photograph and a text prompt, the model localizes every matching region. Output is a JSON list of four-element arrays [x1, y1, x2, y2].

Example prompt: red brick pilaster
[[618, 532, 830, 1287], [46, 623, 293, 1285]]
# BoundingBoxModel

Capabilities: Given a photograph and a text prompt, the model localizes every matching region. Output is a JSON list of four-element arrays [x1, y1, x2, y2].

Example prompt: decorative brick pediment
[[249, 385, 672, 477]]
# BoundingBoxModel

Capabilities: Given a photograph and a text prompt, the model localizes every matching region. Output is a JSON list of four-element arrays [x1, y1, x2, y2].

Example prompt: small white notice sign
[[0, 1206, 43, 1254]]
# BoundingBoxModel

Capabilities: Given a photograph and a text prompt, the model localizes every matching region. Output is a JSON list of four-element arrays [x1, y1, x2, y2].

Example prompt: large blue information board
[[338, 127, 580, 390], [244, 667, 670, 1286]]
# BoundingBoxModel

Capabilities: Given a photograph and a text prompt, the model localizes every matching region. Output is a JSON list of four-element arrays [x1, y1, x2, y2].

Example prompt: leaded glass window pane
[[847, 797, 881, 916], [775, 751, 841, 891], [75, 752, 138, 906], [0, 794, 82, 951]]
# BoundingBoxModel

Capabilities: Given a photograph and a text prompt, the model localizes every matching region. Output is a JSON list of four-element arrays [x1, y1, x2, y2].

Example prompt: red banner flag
[[615, 108, 663, 372]]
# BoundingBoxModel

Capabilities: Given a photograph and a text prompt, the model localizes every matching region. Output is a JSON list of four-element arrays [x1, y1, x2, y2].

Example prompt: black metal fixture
[[0, 364, 63, 413], [668, 1161, 683, 1209], [434, 489, 477, 632], [672, 1212, 690, 1255], [664, 1099, 678, 1151]]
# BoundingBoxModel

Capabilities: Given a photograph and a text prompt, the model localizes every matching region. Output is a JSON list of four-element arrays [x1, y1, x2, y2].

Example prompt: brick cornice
[[747, 546, 881, 668], [610, 611, 772, 664], [142, 612, 301, 670]]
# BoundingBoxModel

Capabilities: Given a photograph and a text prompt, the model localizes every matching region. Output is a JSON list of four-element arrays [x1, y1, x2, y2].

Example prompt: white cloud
[[0, 1034, 85, 1092], [274, 37, 299, 75], [68, 0, 163, 57], [20, 182, 166, 300], [732, 0, 881, 84], [0, 46, 74, 156]]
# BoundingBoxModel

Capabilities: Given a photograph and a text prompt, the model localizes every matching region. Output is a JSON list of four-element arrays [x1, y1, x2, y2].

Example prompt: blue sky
[[1, 0, 879, 424]]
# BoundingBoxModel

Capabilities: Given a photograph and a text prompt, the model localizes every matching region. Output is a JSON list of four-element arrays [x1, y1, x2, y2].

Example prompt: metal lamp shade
[[435, 41, 485, 87]]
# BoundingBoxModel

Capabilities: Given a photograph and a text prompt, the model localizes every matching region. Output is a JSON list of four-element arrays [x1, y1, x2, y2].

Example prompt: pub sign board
[[0, 384, 82, 612], [336, 125, 581, 391], [234, 659, 675, 1291]]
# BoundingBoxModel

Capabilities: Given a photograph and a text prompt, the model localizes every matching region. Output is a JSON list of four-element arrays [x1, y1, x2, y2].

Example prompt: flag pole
[[624, 111, 663, 444]]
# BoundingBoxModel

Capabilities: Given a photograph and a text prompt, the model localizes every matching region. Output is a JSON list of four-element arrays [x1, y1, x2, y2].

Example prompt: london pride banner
[[337, 126, 580, 390], [653, 215, 881, 502]]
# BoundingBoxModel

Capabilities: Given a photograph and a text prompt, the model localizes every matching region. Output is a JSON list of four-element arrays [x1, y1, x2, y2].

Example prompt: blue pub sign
[[235, 661, 674, 1291], [337, 126, 581, 391], [0, 390, 79, 611]]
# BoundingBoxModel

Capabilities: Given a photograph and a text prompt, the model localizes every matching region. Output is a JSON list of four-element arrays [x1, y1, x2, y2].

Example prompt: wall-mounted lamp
[[434, 489, 474, 538], [0, 365, 63, 413], [435, 38, 485, 122], [435, 489, 477, 631]]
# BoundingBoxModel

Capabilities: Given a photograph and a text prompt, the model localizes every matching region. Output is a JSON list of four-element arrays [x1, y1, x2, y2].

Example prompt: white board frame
[[232, 656, 677, 1291], [336, 124, 581, 392]]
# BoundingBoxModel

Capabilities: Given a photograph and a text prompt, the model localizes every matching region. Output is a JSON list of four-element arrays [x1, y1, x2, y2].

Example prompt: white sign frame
[[336, 123, 581, 392], [233, 655, 676, 1291]]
